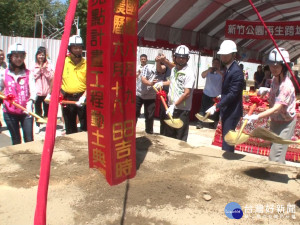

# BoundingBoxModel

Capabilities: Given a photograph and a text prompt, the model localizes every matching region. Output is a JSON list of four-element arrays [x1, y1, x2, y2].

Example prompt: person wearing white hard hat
[[0, 43, 36, 145], [243, 47, 296, 163], [154, 45, 195, 141], [60, 35, 87, 134], [206, 40, 244, 152]]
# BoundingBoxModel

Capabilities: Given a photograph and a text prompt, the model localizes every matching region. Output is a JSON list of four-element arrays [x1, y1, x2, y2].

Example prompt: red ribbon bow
[[58, 94, 67, 107], [5, 94, 16, 107], [157, 90, 167, 102], [249, 96, 263, 106], [213, 97, 220, 104]]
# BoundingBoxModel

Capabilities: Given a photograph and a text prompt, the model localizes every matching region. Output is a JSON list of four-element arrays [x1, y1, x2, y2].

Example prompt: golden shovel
[[225, 127, 300, 146], [153, 86, 183, 129], [195, 103, 216, 124], [224, 103, 257, 145], [195, 113, 214, 123], [0, 92, 47, 124]]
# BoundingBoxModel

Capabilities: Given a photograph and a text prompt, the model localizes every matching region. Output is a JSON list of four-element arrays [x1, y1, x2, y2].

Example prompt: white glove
[[257, 87, 270, 96], [76, 95, 86, 107], [243, 114, 259, 124], [45, 93, 51, 102], [153, 81, 163, 89], [166, 104, 175, 116], [205, 105, 216, 115], [216, 94, 221, 99], [26, 100, 33, 115]]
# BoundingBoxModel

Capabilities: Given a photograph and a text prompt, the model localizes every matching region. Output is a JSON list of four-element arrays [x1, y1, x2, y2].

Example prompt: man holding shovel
[[154, 45, 195, 141], [206, 40, 244, 152]]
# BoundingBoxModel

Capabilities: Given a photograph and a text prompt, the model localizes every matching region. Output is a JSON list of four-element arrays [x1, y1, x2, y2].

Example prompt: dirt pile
[[0, 132, 299, 224]]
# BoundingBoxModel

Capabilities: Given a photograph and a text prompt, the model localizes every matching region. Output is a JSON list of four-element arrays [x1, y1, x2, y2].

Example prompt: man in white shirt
[[196, 58, 223, 129]]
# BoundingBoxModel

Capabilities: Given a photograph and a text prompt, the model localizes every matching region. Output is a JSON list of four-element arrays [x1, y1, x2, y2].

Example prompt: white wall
[[137, 46, 201, 88], [0, 35, 61, 69], [137, 47, 261, 89]]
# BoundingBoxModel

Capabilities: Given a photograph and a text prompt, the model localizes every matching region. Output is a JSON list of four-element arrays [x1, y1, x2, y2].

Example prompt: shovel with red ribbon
[[225, 95, 265, 145], [0, 92, 47, 123]]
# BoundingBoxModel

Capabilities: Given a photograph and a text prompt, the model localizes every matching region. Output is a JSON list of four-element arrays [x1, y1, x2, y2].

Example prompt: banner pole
[[34, 1, 78, 224]]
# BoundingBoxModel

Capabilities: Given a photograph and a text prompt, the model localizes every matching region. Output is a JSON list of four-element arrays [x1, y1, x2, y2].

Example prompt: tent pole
[[196, 51, 201, 89]]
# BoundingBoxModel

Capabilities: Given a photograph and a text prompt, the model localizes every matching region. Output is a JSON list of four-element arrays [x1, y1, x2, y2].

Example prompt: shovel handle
[[237, 103, 257, 141], [203, 102, 218, 121], [153, 86, 174, 121], [153, 86, 168, 110], [0, 92, 46, 123], [12, 101, 46, 121], [1, 97, 46, 123], [45, 99, 78, 105], [247, 103, 257, 116]]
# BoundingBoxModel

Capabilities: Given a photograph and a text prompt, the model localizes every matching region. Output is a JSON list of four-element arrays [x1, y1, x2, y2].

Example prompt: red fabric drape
[[248, 0, 300, 92], [34, 0, 78, 224]]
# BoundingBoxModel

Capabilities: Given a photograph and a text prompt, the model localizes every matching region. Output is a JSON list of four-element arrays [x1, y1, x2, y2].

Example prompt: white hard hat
[[174, 45, 190, 58], [7, 43, 26, 58], [267, 47, 290, 64], [217, 40, 237, 54], [68, 35, 83, 47]]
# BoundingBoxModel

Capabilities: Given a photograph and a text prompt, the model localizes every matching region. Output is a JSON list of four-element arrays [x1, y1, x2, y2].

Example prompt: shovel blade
[[164, 118, 183, 129], [224, 130, 250, 146], [195, 113, 214, 123], [36, 118, 47, 124]]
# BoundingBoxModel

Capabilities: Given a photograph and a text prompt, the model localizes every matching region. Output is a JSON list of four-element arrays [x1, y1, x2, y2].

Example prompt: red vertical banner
[[86, 0, 137, 185]]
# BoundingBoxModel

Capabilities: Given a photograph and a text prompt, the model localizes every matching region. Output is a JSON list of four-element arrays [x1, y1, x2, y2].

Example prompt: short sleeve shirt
[[136, 64, 156, 99], [269, 76, 296, 121], [203, 71, 222, 97], [61, 56, 87, 94], [168, 65, 195, 111]]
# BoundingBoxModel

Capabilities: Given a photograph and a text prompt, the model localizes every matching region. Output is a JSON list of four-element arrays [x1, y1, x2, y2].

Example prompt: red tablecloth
[[212, 104, 300, 162], [154, 89, 203, 121]]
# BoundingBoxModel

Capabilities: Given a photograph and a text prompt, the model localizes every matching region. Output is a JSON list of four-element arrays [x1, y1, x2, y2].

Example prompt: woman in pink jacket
[[31, 47, 54, 134], [0, 43, 36, 145]]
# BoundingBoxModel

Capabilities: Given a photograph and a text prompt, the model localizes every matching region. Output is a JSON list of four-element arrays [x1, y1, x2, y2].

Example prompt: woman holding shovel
[[0, 43, 36, 145], [244, 48, 296, 164]]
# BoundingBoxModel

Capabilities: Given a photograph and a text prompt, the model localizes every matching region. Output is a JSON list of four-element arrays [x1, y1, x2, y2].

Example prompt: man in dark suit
[[206, 40, 244, 152]]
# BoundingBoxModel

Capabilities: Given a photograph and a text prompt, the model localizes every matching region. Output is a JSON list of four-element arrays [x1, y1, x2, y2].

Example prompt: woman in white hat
[[244, 48, 296, 163], [0, 43, 36, 145]]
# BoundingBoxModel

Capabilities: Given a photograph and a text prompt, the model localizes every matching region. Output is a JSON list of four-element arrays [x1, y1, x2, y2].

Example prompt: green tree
[[139, 0, 147, 7], [0, 0, 67, 38], [71, 0, 88, 46], [71, 0, 147, 46]]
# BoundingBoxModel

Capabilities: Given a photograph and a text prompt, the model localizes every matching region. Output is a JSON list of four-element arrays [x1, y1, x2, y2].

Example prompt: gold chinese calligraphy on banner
[[86, 0, 137, 185]]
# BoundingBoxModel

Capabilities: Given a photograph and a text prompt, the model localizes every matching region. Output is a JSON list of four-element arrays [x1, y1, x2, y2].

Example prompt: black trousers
[[62, 92, 87, 134], [221, 115, 241, 152], [165, 109, 190, 142], [136, 96, 156, 134], [4, 112, 33, 145], [159, 101, 168, 135], [35, 95, 49, 127]]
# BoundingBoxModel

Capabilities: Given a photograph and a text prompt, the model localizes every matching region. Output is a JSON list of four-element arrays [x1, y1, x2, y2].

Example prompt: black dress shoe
[[196, 124, 203, 129]]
